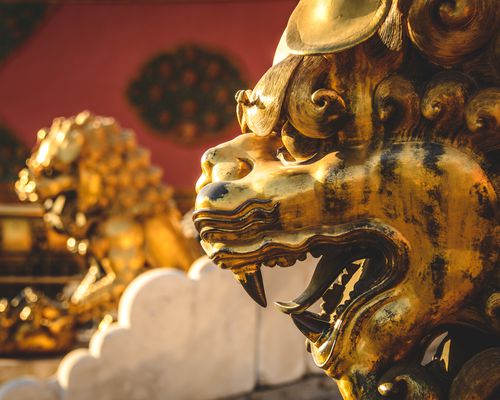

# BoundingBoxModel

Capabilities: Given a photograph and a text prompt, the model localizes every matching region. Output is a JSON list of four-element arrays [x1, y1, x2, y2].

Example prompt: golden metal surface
[[285, 0, 391, 55], [195, 1, 499, 398], [0, 288, 75, 355], [5, 111, 200, 354]]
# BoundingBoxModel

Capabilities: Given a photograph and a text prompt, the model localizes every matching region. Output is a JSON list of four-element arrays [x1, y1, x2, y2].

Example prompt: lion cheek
[[344, 297, 417, 373], [365, 297, 420, 360]]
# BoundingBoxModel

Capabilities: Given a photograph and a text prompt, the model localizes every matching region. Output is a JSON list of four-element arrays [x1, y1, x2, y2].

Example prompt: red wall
[[0, 1, 296, 189]]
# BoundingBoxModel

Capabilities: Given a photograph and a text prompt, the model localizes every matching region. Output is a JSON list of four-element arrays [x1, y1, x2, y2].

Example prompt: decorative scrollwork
[[236, 56, 302, 137], [421, 72, 477, 137], [466, 88, 500, 133], [374, 75, 420, 139], [407, 0, 499, 67], [285, 56, 347, 139], [485, 291, 500, 332], [465, 88, 500, 155]]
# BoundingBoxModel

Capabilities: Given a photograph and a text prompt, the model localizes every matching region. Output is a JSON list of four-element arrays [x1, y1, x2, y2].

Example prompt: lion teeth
[[52, 194, 66, 215], [262, 253, 301, 268], [320, 284, 343, 314], [274, 300, 302, 313], [234, 268, 267, 308], [291, 311, 329, 343], [326, 261, 367, 323], [276, 257, 288, 267], [265, 259, 278, 267], [341, 268, 352, 285], [274, 252, 345, 315]]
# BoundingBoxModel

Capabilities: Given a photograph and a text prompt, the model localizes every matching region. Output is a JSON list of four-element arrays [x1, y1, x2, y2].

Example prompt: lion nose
[[196, 147, 253, 193]]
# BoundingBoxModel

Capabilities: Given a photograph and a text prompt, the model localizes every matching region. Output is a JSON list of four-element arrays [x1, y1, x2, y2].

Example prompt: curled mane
[[41, 111, 176, 218]]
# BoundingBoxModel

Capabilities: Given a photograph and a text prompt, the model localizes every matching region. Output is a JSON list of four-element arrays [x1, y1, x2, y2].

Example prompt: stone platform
[[0, 258, 335, 400], [232, 375, 342, 400], [0, 357, 60, 385]]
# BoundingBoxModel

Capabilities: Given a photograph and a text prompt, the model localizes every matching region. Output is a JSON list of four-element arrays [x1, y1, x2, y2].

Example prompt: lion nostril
[[236, 158, 252, 179], [197, 147, 253, 194], [211, 157, 253, 183]]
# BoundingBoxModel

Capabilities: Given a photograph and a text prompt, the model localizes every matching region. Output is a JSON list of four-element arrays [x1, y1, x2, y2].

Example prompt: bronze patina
[[194, 0, 499, 398], [9, 111, 200, 353]]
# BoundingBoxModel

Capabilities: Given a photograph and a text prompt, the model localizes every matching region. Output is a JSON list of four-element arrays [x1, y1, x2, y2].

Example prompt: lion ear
[[58, 129, 84, 164]]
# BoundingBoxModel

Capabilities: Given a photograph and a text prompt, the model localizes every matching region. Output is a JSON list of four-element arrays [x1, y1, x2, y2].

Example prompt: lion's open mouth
[[194, 204, 406, 367], [271, 246, 386, 367]]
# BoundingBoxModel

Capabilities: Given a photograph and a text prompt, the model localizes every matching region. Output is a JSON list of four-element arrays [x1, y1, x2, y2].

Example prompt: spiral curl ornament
[[466, 88, 500, 134], [464, 88, 500, 154], [285, 56, 348, 139], [236, 56, 302, 137], [374, 75, 420, 139], [407, 0, 499, 67], [421, 72, 477, 137]]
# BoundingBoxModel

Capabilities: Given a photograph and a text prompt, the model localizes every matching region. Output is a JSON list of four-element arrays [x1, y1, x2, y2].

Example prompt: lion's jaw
[[194, 132, 497, 395], [194, 134, 408, 380]]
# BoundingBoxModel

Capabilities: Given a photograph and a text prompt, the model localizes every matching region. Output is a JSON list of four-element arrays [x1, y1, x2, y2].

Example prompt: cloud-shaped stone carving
[[0, 256, 321, 400]]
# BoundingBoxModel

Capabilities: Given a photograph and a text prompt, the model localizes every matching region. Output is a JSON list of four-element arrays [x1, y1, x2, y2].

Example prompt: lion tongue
[[274, 251, 345, 314], [234, 268, 267, 307]]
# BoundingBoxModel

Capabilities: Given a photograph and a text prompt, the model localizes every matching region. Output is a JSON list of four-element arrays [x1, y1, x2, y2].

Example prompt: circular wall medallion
[[127, 45, 247, 145]]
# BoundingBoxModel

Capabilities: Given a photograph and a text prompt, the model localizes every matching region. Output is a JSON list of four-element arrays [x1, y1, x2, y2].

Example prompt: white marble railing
[[0, 256, 324, 400]]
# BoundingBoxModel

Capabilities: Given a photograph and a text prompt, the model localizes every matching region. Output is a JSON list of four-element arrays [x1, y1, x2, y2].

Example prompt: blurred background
[[0, 0, 296, 203], [0, 0, 294, 316]]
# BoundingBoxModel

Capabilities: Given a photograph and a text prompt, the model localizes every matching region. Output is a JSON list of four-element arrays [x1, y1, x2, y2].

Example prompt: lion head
[[16, 111, 173, 241], [195, 1, 499, 398]]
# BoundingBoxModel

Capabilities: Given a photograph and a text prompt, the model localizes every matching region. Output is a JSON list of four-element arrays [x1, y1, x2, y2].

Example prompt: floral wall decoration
[[127, 44, 247, 145], [0, 3, 50, 63]]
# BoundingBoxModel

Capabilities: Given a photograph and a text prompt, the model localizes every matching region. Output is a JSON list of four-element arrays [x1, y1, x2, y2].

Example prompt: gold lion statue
[[0, 288, 75, 354], [15, 111, 199, 328], [194, 0, 499, 399]]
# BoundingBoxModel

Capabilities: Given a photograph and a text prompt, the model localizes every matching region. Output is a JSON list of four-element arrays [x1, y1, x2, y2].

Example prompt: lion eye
[[280, 121, 322, 162], [43, 167, 54, 177], [42, 167, 60, 178]]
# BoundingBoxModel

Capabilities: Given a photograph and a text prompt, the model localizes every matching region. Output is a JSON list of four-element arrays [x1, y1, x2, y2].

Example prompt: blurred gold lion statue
[[8, 111, 199, 353]]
